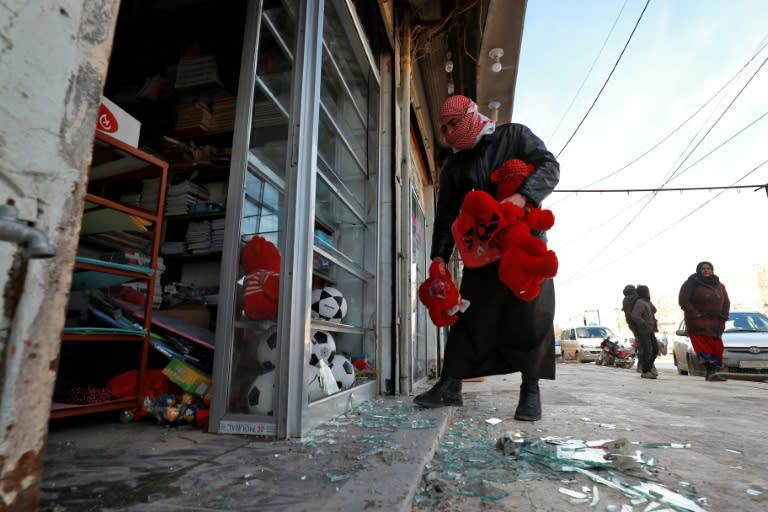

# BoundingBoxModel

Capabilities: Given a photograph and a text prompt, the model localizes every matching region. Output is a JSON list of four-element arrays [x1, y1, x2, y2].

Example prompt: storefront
[[2, 0, 525, 447], [207, 0, 389, 437]]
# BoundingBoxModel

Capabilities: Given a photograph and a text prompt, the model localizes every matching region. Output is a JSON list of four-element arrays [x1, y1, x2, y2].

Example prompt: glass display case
[[210, 0, 380, 438]]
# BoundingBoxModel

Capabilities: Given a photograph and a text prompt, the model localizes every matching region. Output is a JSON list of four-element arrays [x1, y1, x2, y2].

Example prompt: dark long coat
[[678, 274, 730, 337], [432, 123, 560, 379]]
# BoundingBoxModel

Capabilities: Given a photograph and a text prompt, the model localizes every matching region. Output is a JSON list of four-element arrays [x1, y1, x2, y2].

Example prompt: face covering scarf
[[439, 95, 495, 151]]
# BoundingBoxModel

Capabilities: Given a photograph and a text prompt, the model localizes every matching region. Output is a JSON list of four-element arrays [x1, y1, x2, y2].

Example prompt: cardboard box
[[96, 97, 141, 147], [161, 303, 211, 330], [162, 358, 211, 400]]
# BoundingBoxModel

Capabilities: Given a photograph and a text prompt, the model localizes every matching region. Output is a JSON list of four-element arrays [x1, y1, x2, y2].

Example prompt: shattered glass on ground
[[412, 399, 710, 511]]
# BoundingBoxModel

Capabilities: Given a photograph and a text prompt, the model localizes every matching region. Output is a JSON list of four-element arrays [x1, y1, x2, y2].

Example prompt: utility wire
[[567, 52, 768, 274], [546, 0, 630, 145], [556, 0, 652, 159], [556, 159, 768, 287], [549, 35, 768, 208], [664, 110, 768, 182], [554, 183, 767, 193], [660, 55, 768, 187], [551, 108, 768, 194]]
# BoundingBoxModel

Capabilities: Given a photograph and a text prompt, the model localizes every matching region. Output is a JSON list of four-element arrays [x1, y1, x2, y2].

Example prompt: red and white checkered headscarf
[[438, 95, 495, 150]]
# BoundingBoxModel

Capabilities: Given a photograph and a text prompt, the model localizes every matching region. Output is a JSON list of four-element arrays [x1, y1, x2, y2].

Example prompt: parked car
[[672, 311, 768, 376], [554, 338, 562, 361], [559, 326, 618, 363]]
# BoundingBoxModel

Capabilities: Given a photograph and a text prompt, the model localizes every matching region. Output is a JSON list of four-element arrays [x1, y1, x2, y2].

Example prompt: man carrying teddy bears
[[414, 94, 560, 422]]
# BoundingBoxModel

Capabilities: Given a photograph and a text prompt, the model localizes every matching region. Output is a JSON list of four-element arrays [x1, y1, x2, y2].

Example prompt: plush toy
[[451, 158, 558, 300], [491, 158, 535, 201], [495, 201, 558, 300], [242, 236, 281, 320], [418, 260, 470, 327]]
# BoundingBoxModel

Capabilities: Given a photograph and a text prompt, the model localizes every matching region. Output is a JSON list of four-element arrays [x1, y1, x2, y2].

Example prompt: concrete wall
[[0, 1, 119, 508]]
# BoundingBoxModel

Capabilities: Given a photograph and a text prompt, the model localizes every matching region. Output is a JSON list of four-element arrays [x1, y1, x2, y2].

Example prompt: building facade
[[0, 0, 526, 506]]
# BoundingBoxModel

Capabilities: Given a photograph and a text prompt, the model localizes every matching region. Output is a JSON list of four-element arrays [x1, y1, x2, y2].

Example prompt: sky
[[511, 0, 768, 328]]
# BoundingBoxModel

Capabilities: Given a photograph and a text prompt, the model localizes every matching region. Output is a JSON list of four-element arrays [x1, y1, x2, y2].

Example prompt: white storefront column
[[0, 1, 119, 508]]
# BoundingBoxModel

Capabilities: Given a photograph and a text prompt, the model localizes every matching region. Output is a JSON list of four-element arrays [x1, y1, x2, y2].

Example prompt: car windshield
[[576, 327, 612, 338], [725, 312, 768, 332]]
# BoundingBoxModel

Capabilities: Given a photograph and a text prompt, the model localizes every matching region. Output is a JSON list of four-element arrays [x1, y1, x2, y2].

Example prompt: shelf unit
[[51, 131, 168, 419]]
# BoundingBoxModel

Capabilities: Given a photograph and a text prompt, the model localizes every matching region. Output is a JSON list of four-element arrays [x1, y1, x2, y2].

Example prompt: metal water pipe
[[0, 203, 56, 259]]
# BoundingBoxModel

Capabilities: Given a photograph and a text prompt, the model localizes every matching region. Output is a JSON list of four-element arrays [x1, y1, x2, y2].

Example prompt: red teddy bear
[[418, 260, 470, 327], [241, 236, 281, 320], [451, 159, 558, 301]]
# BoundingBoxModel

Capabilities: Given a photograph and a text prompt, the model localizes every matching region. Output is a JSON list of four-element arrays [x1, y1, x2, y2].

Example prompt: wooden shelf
[[50, 398, 138, 419], [52, 132, 169, 420]]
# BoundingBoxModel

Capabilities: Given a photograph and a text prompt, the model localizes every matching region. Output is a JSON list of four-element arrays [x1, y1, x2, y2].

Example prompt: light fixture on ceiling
[[447, 78, 455, 95], [489, 47, 504, 73], [444, 51, 454, 73], [488, 100, 501, 122]]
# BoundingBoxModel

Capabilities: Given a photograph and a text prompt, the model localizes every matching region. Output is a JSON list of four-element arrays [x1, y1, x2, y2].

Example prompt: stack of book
[[174, 101, 212, 137], [174, 55, 222, 90], [210, 218, 226, 253], [165, 180, 210, 216], [209, 96, 237, 133], [185, 221, 213, 254]]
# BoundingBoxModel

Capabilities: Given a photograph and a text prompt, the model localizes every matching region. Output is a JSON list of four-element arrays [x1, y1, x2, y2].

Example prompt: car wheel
[[674, 353, 688, 375]]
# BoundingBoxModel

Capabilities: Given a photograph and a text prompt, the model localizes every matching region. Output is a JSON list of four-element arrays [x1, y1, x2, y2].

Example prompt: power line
[[548, 36, 768, 208], [661, 55, 768, 187], [553, 183, 767, 194], [574, 52, 768, 269], [556, 159, 768, 287], [556, 0, 652, 159], [546, 0, 630, 145]]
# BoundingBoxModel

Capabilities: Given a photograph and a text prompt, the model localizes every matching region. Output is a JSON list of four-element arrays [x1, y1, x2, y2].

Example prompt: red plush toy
[[490, 158, 535, 201], [495, 201, 558, 300], [418, 260, 470, 327], [452, 159, 558, 301], [242, 236, 281, 320]]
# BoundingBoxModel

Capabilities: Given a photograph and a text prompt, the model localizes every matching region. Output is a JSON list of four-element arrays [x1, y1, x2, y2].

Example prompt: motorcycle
[[595, 336, 636, 369]]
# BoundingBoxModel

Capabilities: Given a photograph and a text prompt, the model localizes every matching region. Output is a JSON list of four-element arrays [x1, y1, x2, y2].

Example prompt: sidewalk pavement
[[41, 361, 768, 511]]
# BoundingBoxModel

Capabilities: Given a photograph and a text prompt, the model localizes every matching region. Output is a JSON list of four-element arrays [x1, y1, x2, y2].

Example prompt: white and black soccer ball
[[330, 354, 355, 390], [256, 326, 278, 369], [247, 369, 275, 415], [311, 286, 348, 323], [310, 330, 336, 366]]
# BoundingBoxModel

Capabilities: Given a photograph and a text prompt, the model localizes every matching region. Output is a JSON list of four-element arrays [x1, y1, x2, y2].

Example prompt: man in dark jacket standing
[[413, 95, 560, 421], [630, 285, 659, 379], [679, 261, 730, 381]]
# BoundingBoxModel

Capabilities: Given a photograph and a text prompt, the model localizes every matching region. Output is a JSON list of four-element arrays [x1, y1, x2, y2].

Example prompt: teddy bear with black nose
[[451, 159, 558, 301], [418, 260, 470, 327]]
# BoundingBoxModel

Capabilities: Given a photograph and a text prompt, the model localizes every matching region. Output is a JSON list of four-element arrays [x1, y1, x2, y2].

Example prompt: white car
[[672, 311, 768, 376], [559, 326, 617, 363]]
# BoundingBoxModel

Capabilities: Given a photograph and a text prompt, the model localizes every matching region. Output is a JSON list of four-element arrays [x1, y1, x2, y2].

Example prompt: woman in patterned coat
[[678, 261, 731, 381]]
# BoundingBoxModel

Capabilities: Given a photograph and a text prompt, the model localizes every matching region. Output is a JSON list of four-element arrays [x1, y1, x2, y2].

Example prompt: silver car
[[560, 326, 617, 363], [672, 311, 768, 376]]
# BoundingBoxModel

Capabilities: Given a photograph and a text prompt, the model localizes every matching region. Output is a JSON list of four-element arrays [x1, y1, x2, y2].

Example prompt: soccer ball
[[311, 286, 348, 322], [330, 354, 355, 390], [256, 325, 278, 369], [246, 369, 275, 415], [310, 330, 336, 365]]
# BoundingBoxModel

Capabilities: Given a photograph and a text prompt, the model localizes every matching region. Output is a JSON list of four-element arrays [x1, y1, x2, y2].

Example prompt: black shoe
[[514, 382, 541, 421], [414, 377, 463, 408], [705, 366, 727, 381]]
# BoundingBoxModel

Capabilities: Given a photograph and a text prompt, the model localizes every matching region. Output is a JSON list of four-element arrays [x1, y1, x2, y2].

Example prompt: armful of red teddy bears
[[418, 260, 470, 327], [450, 159, 558, 302]]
